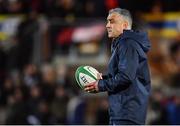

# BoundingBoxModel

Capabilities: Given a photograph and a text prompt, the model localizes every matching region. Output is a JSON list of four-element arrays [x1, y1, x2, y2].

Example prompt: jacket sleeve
[[98, 42, 139, 92], [102, 74, 111, 79]]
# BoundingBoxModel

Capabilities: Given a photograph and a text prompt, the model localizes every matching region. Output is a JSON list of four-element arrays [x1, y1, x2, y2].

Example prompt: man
[[84, 8, 151, 125]]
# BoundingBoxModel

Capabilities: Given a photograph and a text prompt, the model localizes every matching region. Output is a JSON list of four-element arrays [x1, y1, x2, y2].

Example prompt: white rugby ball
[[75, 66, 99, 89]]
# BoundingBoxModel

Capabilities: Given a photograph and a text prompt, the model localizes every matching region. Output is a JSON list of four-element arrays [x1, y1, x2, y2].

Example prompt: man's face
[[106, 12, 127, 38]]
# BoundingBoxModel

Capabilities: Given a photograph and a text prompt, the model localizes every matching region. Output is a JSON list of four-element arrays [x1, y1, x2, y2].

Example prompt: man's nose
[[106, 22, 110, 28]]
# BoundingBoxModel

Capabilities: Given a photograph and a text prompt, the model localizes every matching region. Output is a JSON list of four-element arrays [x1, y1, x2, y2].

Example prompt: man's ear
[[123, 20, 129, 29]]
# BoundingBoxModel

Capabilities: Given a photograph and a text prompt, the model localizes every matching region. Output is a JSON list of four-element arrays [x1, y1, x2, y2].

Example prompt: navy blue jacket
[[98, 30, 151, 124]]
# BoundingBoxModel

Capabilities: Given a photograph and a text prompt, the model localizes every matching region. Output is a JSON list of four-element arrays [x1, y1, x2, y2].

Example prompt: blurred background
[[0, 0, 180, 124]]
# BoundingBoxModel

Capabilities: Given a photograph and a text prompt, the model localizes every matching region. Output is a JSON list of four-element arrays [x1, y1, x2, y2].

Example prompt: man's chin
[[108, 34, 113, 38]]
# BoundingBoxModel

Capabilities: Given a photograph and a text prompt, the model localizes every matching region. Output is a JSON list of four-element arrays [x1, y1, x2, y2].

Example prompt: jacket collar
[[111, 30, 134, 53], [111, 37, 120, 53]]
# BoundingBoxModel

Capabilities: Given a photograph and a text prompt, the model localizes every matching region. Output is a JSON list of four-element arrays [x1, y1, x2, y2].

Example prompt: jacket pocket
[[108, 94, 123, 117]]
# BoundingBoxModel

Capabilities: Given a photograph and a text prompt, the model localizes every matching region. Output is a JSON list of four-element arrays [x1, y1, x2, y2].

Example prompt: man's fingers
[[84, 83, 94, 88], [84, 85, 95, 91], [83, 81, 98, 93], [97, 73, 103, 80], [100, 73, 103, 79]]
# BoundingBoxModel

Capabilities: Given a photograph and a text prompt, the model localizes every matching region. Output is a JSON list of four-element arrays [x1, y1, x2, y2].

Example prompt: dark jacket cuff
[[98, 80, 106, 92]]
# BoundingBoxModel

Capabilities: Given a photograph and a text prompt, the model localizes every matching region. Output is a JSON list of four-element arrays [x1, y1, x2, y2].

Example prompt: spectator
[[40, 64, 57, 103], [23, 64, 41, 87], [5, 85, 29, 124], [165, 94, 180, 124], [0, 77, 14, 106], [15, 10, 39, 70], [51, 85, 69, 124], [95, 98, 109, 125], [169, 41, 180, 88], [36, 99, 58, 124]]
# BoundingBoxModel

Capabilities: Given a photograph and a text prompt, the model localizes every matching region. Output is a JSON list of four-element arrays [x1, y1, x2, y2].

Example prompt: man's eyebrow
[[107, 18, 113, 21]]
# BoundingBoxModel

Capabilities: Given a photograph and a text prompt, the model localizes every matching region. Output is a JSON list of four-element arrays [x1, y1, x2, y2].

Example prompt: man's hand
[[84, 73, 102, 93], [84, 81, 99, 93]]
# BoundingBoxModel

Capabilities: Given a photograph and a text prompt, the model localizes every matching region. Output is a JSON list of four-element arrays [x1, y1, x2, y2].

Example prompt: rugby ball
[[75, 66, 99, 89]]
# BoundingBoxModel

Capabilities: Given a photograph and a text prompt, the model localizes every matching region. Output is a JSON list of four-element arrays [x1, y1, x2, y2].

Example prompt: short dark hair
[[109, 8, 132, 29]]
